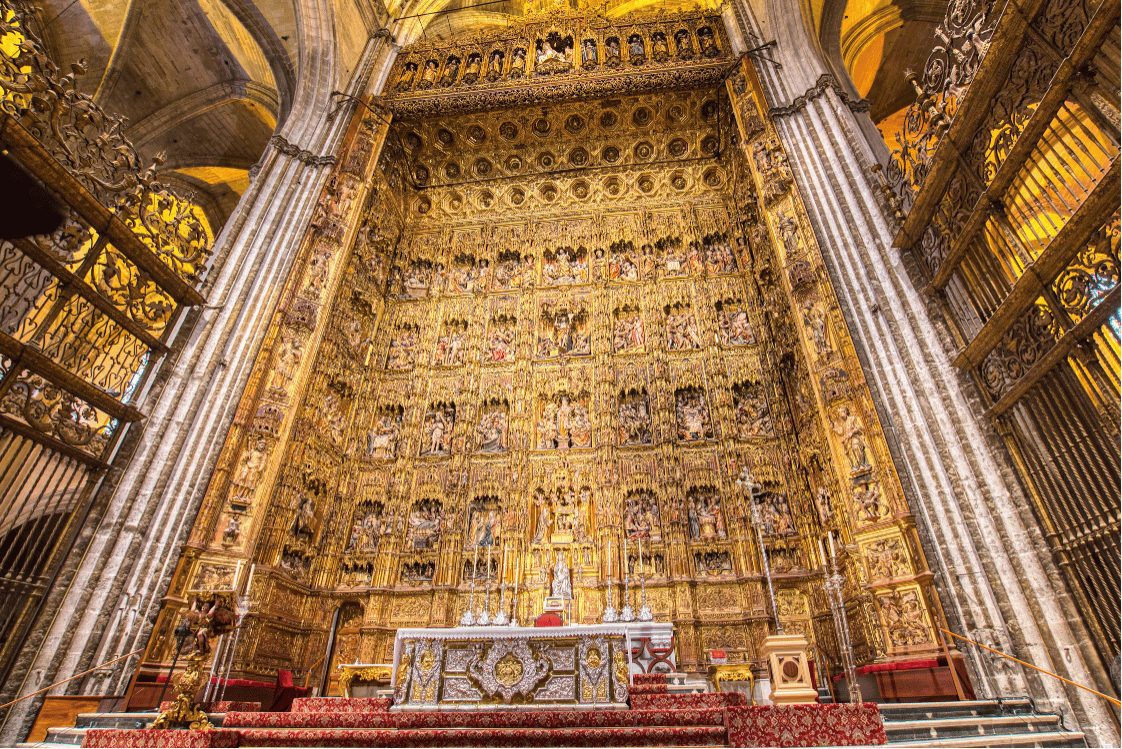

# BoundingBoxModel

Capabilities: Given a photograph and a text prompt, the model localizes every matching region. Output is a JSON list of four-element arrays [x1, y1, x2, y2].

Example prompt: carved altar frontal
[[392, 626, 636, 710]]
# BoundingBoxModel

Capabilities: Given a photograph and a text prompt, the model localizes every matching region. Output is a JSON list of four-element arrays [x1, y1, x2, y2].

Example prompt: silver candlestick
[[824, 537, 861, 702], [602, 530, 618, 623], [620, 531, 634, 621], [493, 579, 509, 626], [737, 468, 782, 636], [478, 550, 493, 625], [637, 537, 652, 621], [460, 547, 478, 626]]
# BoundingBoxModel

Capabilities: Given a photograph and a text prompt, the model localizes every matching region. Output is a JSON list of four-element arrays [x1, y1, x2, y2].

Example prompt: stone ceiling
[[31, 0, 943, 231]]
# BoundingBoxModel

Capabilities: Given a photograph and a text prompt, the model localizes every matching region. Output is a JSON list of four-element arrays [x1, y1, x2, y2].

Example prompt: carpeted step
[[224, 707, 725, 729], [290, 697, 391, 713], [629, 682, 669, 694], [237, 725, 729, 747], [631, 673, 670, 686], [631, 692, 748, 710]]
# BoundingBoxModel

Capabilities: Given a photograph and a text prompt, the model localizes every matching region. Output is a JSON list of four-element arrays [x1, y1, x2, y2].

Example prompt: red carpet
[[726, 704, 886, 747], [223, 707, 725, 729], [83, 678, 885, 747], [236, 726, 728, 747]]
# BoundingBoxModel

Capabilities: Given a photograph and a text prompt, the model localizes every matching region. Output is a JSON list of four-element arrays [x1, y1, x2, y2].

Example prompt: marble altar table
[[391, 624, 672, 711]]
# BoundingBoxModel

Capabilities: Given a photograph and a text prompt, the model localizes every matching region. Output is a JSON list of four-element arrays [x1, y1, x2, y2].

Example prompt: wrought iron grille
[[881, 0, 1121, 677], [0, 2, 208, 691]]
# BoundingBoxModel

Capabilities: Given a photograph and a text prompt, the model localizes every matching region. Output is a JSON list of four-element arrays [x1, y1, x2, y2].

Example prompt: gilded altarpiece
[[147, 8, 942, 692]]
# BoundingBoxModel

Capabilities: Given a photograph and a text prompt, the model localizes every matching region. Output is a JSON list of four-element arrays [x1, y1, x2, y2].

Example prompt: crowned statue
[[551, 550, 572, 600]]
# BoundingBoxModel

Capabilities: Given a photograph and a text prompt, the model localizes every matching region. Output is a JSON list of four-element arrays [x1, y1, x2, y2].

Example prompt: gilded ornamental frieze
[[384, 6, 733, 117]]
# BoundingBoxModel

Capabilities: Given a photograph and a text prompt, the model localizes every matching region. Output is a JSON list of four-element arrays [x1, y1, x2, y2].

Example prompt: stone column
[[0, 5, 397, 743], [724, 0, 1118, 744]]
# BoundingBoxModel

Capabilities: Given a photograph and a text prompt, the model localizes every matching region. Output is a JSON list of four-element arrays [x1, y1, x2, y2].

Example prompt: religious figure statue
[[386, 328, 419, 369], [461, 53, 482, 84], [535, 35, 573, 73], [734, 383, 773, 438], [221, 516, 241, 547], [777, 212, 802, 257], [270, 334, 303, 391], [674, 29, 694, 59], [613, 311, 644, 353], [676, 389, 713, 441], [651, 32, 670, 62], [484, 321, 516, 363], [718, 307, 755, 345], [408, 500, 444, 549], [532, 492, 552, 543], [419, 59, 439, 89], [816, 485, 833, 522], [421, 406, 454, 456], [183, 594, 237, 657], [508, 47, 526, 78], [627, 34, 645, 64], [855, 483, 889, 522], [291, 494, 316, 540], [395, 61, 417, 91], [433, 326, 466, 366], [802, 302, 833, 359], [831, 405, 871, 472], [476, 407, 508, 452], [704, 233, 737, 274], [232, 439, 269, 487], [486, 49, 504, 81], [581, 38, 597, 68], [666, 309, 701, 350], [366, 410, 401, 460], [617, 392, 652, 445], [698, 26, 719, 58], [604, 37, 622, 66], [439, 56, 460, 86], [552, 551, 572, 599]]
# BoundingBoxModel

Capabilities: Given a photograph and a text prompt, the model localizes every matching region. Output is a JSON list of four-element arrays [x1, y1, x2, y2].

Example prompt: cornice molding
[[269, 134, 338, 166], [768, 74, 871, 118]]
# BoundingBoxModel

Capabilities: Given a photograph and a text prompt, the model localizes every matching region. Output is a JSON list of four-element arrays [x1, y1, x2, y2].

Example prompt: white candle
[[512, 544, 520, 618], [638, 535, 644, 575], [487, 538, 493, 580], [606, 529, 612, 580], [473, 538, 479, 579], [622, 530, 628, 578], [501, 539, 509, 584], [828, 531, 837, 563]]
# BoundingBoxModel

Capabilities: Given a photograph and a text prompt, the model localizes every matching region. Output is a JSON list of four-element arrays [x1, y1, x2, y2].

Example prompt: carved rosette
[[466, 638, 552, 703]]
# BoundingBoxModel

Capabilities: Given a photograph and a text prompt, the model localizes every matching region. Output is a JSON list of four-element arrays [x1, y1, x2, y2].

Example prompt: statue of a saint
[[552, 551, 572, 600], [532, 497, 552, 543]]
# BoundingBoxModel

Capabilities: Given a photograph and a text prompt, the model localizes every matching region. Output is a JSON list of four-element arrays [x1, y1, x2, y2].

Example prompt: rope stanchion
[[940, 628, 1121, 708], [0, 648, 146, 712]]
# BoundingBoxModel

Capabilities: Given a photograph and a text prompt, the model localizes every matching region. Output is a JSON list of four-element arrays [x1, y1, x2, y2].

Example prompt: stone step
[[885, 714, 1064, 741], [40, 726, 87, 746], [880, 699, 1034, 721], [886, 730, 1087, 748], [73, 712, 155, 729]]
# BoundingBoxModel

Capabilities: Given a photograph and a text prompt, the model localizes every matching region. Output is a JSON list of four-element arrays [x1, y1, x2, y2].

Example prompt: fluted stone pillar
[[724, 0, 1118, 744], [0, 4, 397, 742]]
